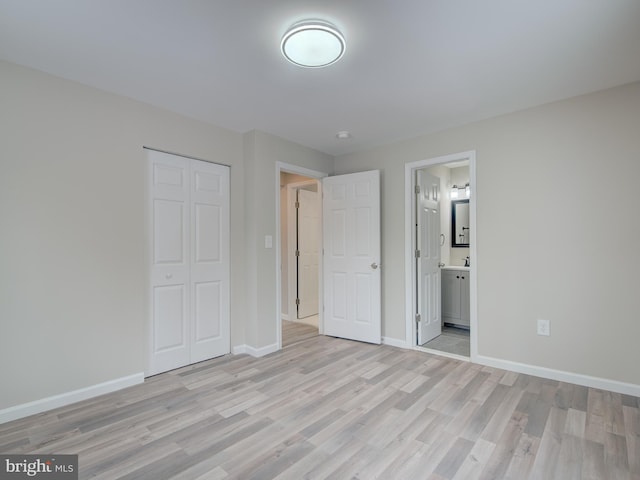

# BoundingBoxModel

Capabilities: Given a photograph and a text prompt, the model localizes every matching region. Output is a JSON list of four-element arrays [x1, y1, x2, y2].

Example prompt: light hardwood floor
[[1, 334, 638, 479], [282, 320, 318, 347]]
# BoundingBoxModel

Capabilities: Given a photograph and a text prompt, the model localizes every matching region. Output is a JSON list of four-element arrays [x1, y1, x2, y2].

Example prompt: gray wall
[[2, 57, 638, 412], [0, 61, 333, 411], [243, 131, 333, 349], [335, 81, 640, 386], [0, 60, 244, 409]]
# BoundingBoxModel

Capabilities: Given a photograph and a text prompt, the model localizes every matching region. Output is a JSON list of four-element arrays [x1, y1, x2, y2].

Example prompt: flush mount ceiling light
[[281, 20, 345, 68]]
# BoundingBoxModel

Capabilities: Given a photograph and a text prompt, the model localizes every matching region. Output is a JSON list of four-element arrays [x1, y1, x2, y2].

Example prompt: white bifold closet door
[[148, 150, 230, 376]]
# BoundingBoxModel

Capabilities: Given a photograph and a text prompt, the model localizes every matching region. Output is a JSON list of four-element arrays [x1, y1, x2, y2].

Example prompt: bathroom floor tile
[[422, 325, 470, 356]]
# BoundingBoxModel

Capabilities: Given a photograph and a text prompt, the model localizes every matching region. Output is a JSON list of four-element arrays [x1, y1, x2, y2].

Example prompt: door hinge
[[295, 250, 300, 257], [415, 184, 420, 194], [295, 201, 300, 209], [415, 313, 421, 324], [295, 298, 300, 306], [415, 250, 421, 258]]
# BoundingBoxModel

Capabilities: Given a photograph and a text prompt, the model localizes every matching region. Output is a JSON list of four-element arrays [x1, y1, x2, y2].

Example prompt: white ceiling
[[1, 1, 639, 156]]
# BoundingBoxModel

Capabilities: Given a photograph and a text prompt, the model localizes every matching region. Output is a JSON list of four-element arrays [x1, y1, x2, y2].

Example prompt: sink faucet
[[464, 256, 470, 267]]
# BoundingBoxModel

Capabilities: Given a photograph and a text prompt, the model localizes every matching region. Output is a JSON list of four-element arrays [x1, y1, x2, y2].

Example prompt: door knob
[[371, 262, 381, 270], [165, 273, 173, 279], [438, 262, 445, 268]]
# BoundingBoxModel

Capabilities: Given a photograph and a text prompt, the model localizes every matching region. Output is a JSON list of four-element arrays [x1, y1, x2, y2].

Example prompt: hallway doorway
[[280, 172, 320, 341]]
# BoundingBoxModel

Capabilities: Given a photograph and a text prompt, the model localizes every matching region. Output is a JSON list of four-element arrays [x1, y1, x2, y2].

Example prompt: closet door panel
[[189, 161, 230, 363], [148, 151, 190, 375]]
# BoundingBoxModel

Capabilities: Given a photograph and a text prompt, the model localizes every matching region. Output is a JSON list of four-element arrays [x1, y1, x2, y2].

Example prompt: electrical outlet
[[537, 319, 550, 336]]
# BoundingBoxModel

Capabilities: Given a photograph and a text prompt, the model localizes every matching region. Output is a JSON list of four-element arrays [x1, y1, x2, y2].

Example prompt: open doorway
[[276, 163, 382, 351], [276, 162, 327, 349], [280, 172, 321, 347], [405, 151, 477, 361]]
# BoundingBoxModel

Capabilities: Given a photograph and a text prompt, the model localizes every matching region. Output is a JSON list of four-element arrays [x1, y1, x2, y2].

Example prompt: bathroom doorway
[[405, 151, 477, 360]]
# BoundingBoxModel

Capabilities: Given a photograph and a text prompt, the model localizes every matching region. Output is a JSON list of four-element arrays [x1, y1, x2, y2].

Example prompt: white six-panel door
[[417, 170, 442, 345], [149, 152, 190, 374], [189, 160, 230, 363], [323, 170, 381, 344], [148, 150, 229, 375], [297, 189, 320, 319]]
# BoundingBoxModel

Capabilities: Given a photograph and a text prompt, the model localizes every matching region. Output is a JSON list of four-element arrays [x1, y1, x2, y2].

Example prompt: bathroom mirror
[[451, 199, 470, 247]]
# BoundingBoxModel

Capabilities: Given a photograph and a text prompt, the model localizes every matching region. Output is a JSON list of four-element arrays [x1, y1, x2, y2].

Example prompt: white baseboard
[[476, 355, 640, 397], [0, 372, 144, 425], [377, 337, 640, 396], [382, 336, 408, 349], [231, 344, 248, 355], [232, 343, 279, 357], [281, 313, 290, 321]]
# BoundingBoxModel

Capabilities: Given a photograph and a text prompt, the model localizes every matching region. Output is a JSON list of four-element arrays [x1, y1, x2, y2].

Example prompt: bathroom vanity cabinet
[[441, 268, 470, 327]]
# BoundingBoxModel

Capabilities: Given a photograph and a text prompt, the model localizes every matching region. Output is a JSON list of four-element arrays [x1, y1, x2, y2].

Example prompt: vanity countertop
[[441, 266, 470, 271]]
